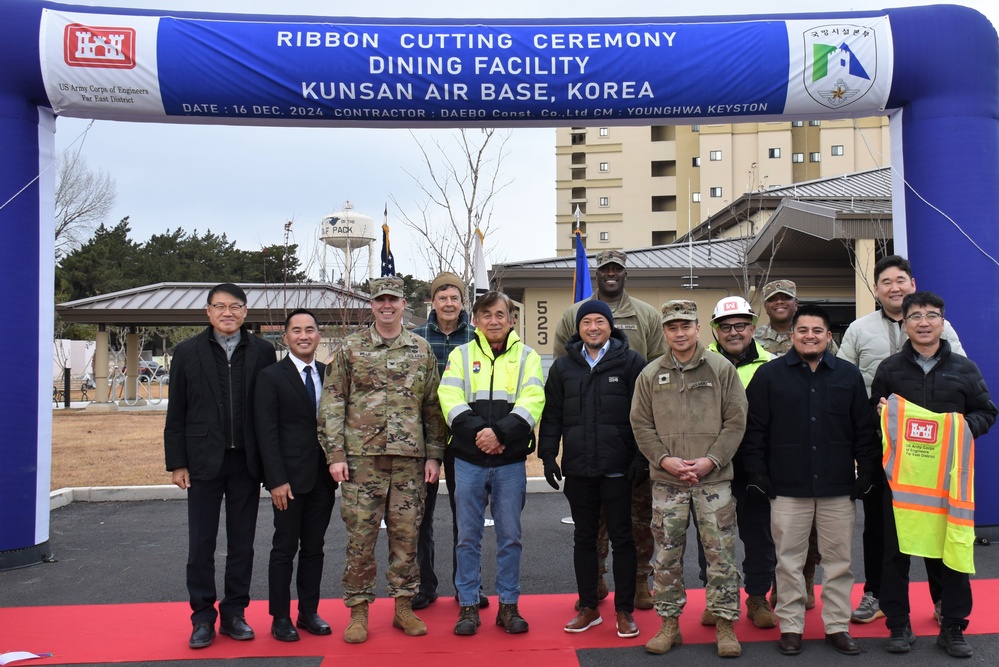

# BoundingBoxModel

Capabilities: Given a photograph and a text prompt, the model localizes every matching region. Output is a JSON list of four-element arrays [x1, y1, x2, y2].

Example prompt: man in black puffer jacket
[[539, 300, 647, 640]]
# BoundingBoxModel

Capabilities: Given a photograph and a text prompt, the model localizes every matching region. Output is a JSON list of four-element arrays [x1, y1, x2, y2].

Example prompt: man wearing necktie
[[252, 309, 337, 642]]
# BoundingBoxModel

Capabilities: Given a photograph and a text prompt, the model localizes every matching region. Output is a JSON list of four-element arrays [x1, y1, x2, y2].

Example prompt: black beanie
[[575, 300, 614, 330]]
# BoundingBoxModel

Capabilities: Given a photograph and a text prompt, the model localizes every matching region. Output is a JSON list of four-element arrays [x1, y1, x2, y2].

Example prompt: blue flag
[[380, 221, 396, 277], [573, 229, 592, 302]]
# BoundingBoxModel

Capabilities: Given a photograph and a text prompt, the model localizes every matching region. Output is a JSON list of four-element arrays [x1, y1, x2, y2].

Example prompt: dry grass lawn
[[50, 410, 545, 490]]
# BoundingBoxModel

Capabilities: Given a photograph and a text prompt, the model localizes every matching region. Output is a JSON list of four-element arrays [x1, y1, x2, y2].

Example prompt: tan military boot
[[746, 594, 777, 628], [393, 596, 427, 636], [803, 560, 816, 610], [645, 617, 682, 655], [343, 602, 368, 644], [634, 574, 654, 610], [716, 618, 742, 657]]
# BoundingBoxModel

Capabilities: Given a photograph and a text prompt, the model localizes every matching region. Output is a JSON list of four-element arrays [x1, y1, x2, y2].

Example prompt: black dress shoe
[[189, 622, 216, 649], [272, 617, 300, 642], [219, 615, 255, 640], [778, 632, 803, 655], [826, 631, 860, 655], [296, 612, 332, 635], [412, 592, 439, 610], [478, 593, 490, 609]]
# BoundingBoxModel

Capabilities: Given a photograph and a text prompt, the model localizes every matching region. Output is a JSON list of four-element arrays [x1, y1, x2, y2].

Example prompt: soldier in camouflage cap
[[319, 275, 446, 644], [755, 280, 797, 357], [631, 297, 747, 657]]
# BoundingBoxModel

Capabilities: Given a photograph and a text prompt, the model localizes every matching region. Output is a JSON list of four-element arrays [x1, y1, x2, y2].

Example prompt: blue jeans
[[453, 458, 526, 607]]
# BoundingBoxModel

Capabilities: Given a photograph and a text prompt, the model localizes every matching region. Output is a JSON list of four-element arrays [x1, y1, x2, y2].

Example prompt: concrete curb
[[51, 477, 559, 509]]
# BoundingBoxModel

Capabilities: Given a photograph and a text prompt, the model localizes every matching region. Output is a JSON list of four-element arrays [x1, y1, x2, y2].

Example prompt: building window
[[709, 150, 722, 161], [831, 145, 845, 156], [692, 192, 701, 202], [692, 157, 701, 167], [599, 196, 609, 207], [809, 152, 821, 162], [599, 231, 609, 241], [709, 187, 722, 198], [599, 161, 609, 172], [599, 127, 609, 137], [768, 148, 781, 158], [691, 125, 700, 132], [809, 120, 821, 126], [791, 120, 804, 127], [792, 152, 804, 163]]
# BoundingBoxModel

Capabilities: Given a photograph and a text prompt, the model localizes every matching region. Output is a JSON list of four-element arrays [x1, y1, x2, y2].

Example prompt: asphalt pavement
[[3, 488, 997, 665]]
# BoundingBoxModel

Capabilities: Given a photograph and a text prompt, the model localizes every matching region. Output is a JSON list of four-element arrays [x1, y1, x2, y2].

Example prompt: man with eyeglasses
[[871, 292, 996, 657], [705, 296, 777, 629], [838, 256, 964, 625], [165, 283, 277, 649]]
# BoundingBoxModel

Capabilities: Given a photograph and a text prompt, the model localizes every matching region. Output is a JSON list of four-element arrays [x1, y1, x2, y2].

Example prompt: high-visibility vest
[[881, 394, 976, 574]]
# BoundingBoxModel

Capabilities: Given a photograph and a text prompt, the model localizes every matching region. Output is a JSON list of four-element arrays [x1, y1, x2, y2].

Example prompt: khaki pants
[[770, 495, 855, 634]]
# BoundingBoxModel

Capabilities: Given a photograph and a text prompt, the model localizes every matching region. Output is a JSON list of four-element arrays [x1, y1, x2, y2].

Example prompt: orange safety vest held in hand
[[882, 394, 976, 574]]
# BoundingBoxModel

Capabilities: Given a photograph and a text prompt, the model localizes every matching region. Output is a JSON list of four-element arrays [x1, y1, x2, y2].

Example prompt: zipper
[[228, 360, 235, 449]]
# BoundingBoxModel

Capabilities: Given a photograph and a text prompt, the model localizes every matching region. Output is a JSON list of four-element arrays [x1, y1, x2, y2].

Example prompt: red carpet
[[2, 582, 996, 665]]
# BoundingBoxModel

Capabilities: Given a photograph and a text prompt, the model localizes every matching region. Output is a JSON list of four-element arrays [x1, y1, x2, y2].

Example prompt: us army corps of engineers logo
[[802, 24, 878, 110]]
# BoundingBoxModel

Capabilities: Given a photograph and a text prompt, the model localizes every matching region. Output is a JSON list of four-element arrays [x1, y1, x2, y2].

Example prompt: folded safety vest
[[881, 394, 975, 574]]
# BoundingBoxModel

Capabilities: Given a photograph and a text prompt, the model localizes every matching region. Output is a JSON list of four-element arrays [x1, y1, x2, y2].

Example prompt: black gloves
[[542, 458, 562, 490], [747, 474, 776, 499], [851, 474, 877, 500], [627, 457, 650, 486]]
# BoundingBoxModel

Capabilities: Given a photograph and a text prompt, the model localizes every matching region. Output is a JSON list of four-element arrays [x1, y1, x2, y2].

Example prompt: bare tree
[[391, 129, 512, 294], [54, 151, 117, 257]]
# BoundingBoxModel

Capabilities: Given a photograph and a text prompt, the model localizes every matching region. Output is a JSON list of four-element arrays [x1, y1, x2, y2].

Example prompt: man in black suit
[[164, 283, 277, 649], [252, 309, 337, 642]]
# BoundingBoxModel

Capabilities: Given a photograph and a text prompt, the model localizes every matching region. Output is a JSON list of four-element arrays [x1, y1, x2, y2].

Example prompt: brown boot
[[645, 617, 682, 655], [496, 602, 529, 634], [715, 618, 742, 658], [392, 596, 427, 636], [746, 594, 777, 629], [343, 602, 368, 644], [803, 559, 816, 610], [634, 574, 653, 610]]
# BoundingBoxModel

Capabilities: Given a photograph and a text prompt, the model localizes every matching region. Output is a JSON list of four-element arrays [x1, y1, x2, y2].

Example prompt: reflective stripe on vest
[[882, 394, 975, 573]]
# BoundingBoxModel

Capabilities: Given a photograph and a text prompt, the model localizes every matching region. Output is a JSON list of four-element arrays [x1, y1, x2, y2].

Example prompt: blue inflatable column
[[0, 95, 56, 569], [888, 6, 999, 530]]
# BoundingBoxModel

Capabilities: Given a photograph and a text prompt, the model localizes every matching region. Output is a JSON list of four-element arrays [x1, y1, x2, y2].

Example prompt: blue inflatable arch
[[2, 1, 997, 566]]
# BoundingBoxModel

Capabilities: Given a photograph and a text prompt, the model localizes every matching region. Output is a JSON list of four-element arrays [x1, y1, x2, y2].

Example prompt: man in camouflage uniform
[[554, 249, 664, 610], [630, 300, 747, 657], [318, 276, 446, 644]]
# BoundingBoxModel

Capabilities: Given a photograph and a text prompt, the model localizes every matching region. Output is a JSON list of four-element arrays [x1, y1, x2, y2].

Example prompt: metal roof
[[56, 282, 373, 326], [497, 237, 751, 273]]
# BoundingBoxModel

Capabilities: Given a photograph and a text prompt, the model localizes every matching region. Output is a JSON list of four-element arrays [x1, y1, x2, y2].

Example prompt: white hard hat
[[711, 296, 757, 325]]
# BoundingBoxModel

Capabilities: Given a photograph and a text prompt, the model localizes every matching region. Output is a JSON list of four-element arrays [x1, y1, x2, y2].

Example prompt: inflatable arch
[[2, 1, 997, 567]]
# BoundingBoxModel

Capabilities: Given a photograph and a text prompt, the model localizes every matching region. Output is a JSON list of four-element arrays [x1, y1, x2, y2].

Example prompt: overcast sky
[[52, 1, 997, 281]]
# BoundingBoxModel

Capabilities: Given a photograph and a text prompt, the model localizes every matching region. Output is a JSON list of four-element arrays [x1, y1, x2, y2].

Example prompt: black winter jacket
[[742, 349, 879, 497], [871, 340, 996, 439], [538, 330, 647, 477]]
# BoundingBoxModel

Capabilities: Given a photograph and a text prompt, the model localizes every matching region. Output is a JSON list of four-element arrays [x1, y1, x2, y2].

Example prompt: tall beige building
[[554, 118, 890, 255]]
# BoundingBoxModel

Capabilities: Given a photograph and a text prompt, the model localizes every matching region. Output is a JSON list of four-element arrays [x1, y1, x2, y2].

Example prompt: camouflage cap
[[369, 276, 405, 299], [762, 279, 797, 300], [661, 299, 698, 323], [596, 249, 627, 268]]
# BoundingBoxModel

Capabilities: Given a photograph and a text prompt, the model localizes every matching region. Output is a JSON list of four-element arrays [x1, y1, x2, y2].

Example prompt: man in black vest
[[165, 283, 277, 649]]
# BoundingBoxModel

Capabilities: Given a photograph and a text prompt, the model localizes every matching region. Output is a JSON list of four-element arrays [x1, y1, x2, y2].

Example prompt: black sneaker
[[937, 625, 973, 658], [886, 624, 915, 653]]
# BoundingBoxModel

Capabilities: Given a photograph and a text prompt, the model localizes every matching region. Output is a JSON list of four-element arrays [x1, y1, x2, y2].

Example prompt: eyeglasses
[[716, 322, 752, 333], [209, 303, 245, 313], [905, 311, 942, 323]]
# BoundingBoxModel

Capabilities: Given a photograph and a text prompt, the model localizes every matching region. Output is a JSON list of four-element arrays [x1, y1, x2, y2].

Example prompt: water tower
[[319, 201, 376, 287]]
